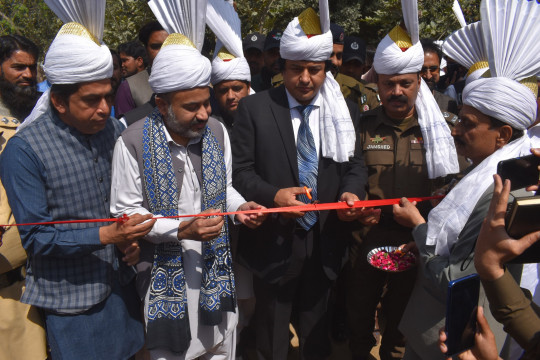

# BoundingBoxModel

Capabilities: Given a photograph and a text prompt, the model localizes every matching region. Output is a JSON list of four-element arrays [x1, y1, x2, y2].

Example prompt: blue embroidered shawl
[[142, 109, 236, 354]]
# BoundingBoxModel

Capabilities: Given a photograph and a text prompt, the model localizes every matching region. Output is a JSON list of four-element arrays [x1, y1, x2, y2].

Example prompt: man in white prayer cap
[[393, 0, 540, 358], [346, 1, 459, 359], [232, 1, 372, 358], [109, 0, 267, 358], [0, 1, 156, 358]]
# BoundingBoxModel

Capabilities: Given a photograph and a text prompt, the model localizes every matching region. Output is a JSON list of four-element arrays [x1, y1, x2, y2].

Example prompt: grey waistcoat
[[120, 115, 225, 298]]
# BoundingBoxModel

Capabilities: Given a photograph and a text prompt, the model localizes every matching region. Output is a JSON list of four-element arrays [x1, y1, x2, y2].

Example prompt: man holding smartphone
[[392, 0, 540, 358], [439, 156, 540, 360]]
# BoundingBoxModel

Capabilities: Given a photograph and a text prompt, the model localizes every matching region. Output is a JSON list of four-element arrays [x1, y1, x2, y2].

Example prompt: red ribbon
[[0, 196, 443, 227]]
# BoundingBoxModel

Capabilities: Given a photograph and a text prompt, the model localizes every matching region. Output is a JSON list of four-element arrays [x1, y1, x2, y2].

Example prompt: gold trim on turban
[[467, 61, 489, 77], [298, 8, 322, 36], [389, 25, 413, 50], [520, 76, 538, 98], [217, 47, 236, 61], [481, 71, 537, 99], [162, 33, 195, 48], [57, 22, 99, 45]]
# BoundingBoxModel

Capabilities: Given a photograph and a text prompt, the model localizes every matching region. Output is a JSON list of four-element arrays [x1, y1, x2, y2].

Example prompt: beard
[[423, 77, 436, 92], [0, 76, 38, 120], [163, 104, 206, 139]]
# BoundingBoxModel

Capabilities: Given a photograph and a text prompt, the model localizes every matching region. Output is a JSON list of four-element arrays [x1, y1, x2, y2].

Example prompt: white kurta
[[110, 122, 245, 360]]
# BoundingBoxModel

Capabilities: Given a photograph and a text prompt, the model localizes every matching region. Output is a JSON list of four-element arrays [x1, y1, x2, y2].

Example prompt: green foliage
[[236, 0, 318, 34], [235, 0, 481, 45], [0, 0, 62, 56], [103, 0, 155, 49], [0, 0, 155, 57], [419, 0, 481, 40], [0, 0, 482, 61]]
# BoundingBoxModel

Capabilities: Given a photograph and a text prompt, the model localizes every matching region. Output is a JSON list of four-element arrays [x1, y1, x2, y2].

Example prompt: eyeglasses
[[421, 65, 439, 74]]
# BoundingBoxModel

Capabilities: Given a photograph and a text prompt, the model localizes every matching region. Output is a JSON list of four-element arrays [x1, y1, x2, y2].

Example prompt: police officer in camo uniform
[[271, 23, 380, 113]]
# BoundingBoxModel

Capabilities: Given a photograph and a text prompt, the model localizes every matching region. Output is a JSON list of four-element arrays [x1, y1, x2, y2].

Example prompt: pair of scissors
[[303, 186, 319, 205]]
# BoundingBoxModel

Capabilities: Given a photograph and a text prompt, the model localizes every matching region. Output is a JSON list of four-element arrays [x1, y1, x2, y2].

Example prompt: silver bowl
[[367, 246, 416, 272]]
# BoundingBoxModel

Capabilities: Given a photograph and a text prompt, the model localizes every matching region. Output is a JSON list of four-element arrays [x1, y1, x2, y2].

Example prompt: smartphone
[[445, 273, 480, 357], [497, 155, 540, 191]]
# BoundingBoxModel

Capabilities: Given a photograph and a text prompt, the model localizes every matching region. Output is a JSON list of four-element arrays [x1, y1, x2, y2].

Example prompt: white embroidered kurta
[[110, 122, 244, 359]]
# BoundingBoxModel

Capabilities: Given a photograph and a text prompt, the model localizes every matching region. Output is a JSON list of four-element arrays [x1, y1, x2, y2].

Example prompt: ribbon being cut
[[0, 196, 444, 228]]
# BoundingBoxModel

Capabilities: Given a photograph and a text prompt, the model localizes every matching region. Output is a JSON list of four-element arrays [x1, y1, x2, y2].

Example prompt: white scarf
[[427, 135, 535, 256], [374, 34, 459, 178], [279, 14, 355, 162]]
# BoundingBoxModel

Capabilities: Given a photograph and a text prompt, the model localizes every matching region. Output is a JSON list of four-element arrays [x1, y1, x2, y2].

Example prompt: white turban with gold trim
[[443, 22, 489, 85], [462, 0, 540, 130], [428, 0, 540, 257], [279, 1, 356, 163], [20, 0, 112, 131], [374, 0, 459, 179], [148, 0, 211, 93], [206, 0, 251, 85]]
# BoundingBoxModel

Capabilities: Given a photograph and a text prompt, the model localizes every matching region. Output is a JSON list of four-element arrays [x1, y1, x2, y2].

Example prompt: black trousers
[[253, 226, 332, 360]]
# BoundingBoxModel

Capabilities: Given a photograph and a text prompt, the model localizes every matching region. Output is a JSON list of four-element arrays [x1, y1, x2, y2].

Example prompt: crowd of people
[[0, 0, 539, 359]]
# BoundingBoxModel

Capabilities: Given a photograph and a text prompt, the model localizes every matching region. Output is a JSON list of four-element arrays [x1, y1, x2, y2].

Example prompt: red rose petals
[[368, 248, 416, 272]]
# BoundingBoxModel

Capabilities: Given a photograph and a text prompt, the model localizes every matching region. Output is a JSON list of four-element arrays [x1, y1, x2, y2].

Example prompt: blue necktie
[[296, 105, 318, 230]]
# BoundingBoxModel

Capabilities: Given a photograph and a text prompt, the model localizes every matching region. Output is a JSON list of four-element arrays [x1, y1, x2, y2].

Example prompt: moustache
[[16, 78, 36, 87], [453, 136, 465, 145], [387, 95, 408, 103]]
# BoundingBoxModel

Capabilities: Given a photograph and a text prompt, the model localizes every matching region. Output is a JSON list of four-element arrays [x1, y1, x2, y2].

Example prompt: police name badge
[[367, 135, 390, 150]]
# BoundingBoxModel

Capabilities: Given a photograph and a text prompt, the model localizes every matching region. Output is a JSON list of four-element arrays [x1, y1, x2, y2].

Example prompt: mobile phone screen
[[445, 274, 480, 356], [497, 155, 540, 191]]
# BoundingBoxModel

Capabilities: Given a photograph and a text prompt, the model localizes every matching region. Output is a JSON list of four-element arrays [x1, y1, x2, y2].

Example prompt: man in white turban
[[347, 1, 459, 358], [0, 1, 156, 358], [211, 50, 251, 132], [207, 0, 252, 132], [109, 0, 267, 358], [393, 0, 540, 358], [232, 2, 372, 358]]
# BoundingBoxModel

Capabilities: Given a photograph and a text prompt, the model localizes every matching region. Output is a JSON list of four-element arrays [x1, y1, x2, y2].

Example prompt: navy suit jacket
[[231, 85, 368, 283]]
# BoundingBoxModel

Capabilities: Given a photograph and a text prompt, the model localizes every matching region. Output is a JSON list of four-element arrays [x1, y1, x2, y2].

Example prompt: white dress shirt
[[285, 89, 322, 158], [110, 121, 244, 359]]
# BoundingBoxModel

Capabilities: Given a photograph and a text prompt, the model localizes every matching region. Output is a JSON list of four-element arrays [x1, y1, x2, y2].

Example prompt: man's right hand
[[99, 213, 156, 246], [273, 187, 308, 218], [177, 208, 225, 241], [474, 174, 540, 281]]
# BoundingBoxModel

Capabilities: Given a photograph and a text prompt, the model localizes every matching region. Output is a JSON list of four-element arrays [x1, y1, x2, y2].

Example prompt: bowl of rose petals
[[367, 246, 416, 272]]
